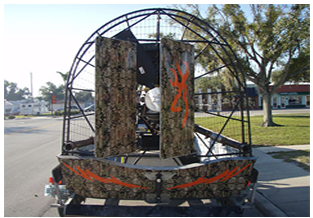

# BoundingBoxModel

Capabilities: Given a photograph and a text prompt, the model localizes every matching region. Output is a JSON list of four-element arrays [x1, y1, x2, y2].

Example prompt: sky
[[3, 4, 173, 97], [3, 3, 254, 98]]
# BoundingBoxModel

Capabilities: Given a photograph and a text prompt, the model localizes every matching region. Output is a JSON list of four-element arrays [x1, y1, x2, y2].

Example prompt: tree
[[195, 73, 236, 93], [56, 71, 94, 103], [271, 46, 310, 84], [181, 4, 310, 126], [39, 82, 65, 103], [4, 80, 31, 100], [56, 71, 69, 83], [74, 91, 94, 102]]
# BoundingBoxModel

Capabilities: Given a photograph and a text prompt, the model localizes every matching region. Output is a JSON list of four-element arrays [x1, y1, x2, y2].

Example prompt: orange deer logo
[[169, 61, 189, 128]]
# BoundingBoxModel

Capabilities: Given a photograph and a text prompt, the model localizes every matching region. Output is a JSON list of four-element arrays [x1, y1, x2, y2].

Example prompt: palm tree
[[56, 71, 69, 84]]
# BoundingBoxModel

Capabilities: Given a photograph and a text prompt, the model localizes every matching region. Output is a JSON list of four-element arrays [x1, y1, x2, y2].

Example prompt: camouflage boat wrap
[[58, 155, 256, 201], [95, 37, 137, 158], [160, 38, 195, 159]]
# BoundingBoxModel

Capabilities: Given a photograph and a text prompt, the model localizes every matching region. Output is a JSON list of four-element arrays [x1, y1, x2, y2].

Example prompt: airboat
[[45, 8, 258, 216]]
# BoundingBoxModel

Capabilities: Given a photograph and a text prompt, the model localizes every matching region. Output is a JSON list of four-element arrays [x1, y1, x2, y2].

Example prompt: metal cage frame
[[61, 8, 252, 161]]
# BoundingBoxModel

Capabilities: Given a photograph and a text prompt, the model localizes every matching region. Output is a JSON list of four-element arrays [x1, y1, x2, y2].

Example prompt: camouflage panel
[[160, 38, 195, 159], [95, 37, 137, 158], [58, 155, 256, 200]]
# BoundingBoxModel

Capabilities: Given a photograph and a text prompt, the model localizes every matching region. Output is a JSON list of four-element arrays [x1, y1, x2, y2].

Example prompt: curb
[[255, 191, 288, 217]]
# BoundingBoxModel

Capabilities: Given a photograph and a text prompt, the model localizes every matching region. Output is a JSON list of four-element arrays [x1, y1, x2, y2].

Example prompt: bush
[[54, 111, 63, 116], [54, 110, 81, 116]]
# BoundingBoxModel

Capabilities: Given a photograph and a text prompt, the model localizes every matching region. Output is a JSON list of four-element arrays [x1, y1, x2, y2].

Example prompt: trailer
[[45, 8, 258, 216], [20, 100, 49, 115]]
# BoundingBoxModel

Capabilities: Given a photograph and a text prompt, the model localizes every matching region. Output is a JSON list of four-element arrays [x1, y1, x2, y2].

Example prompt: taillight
[[49, 177, 54, 185], [49, 177, 62, 185]]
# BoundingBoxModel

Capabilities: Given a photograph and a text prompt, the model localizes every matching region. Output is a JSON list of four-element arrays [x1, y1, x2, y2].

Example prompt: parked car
[[84, 104, 94, 112], [70, 105, 79, 110], [56, 105, 79, 112]]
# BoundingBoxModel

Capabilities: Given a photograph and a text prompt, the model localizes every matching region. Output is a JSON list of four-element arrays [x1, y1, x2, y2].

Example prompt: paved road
[[249, 108, 310, 116], [4, 117, 63, 217]]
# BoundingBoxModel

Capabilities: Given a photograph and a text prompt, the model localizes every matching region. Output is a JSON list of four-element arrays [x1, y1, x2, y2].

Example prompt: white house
[[4, 99, 50, 116], [4, 100, 21, 115]]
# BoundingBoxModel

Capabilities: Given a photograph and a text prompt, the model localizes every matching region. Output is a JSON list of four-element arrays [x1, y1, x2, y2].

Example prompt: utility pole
[[30, 72, 34, 102]]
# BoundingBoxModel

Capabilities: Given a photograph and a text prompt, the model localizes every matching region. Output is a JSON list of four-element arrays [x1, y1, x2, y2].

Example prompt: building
[[196, 83, 310, 111], [4, 100, 21, 115], [52, 99, 89, 111], [246, 84, 260, 110], [4, 99, 50, 115], [258, 83, 310, 109]]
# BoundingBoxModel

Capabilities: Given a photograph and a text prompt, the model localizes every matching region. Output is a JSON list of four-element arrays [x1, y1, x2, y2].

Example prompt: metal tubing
[[65, 137, 94, 150], [194, 124, 244, 151]]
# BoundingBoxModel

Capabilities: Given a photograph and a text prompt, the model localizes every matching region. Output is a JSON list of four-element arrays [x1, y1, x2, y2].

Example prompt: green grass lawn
[[4, 115, 35, 119], [4, 112, 56, 119], [196, 113, 310, 146], [250, 114, 310, 146]]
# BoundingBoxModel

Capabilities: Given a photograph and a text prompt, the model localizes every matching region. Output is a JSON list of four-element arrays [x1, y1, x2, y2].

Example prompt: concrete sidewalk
[[253, 145, 310, 217]]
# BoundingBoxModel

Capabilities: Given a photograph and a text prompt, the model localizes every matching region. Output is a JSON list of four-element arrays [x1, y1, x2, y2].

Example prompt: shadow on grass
[[267, 150, 310, 171]]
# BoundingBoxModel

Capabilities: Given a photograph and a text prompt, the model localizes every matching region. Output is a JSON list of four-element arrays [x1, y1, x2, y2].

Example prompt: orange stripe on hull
[[167, 164, 251, 190], [63, 163, 251, 191], [62, 163, 147, 189]]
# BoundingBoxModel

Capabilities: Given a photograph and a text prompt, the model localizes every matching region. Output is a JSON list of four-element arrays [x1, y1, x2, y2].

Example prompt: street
[[4, 117, 63, 217], [249, 108, 310, 116]]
